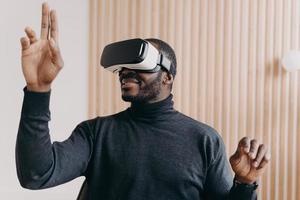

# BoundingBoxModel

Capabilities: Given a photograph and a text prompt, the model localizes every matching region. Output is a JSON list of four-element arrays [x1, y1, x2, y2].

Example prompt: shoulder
[[176, 112, 221, 140], [76, 110, 128, 139], [175, 112, 225, 160]]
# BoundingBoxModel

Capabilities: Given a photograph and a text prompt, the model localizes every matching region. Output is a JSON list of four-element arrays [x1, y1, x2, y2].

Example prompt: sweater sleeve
[[203, 133, 257, 200], [16, 88, 93, 189]]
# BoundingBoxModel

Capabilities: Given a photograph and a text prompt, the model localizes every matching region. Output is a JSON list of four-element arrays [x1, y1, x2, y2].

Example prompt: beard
[[121, 71, 162, 103]]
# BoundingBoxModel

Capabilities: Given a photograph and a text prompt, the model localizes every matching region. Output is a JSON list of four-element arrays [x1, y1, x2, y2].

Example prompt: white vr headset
[[100, 38, 172, 73]]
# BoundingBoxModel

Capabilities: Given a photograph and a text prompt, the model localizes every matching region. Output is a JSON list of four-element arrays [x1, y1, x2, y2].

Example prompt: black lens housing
[[100, 38, 148, 68]]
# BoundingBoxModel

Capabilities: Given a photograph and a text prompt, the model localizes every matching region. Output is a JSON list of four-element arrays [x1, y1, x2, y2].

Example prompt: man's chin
[[121, 94, 148, 103], [121, 94, 136, 102]]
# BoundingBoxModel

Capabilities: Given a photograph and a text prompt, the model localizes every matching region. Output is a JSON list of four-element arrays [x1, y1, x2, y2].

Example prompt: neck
[[130, 93, 170, 105], [127, 94, 175, 121]]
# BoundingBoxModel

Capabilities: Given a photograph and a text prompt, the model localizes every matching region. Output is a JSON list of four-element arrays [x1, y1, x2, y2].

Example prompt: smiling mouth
[[121, 78, 141, 85]]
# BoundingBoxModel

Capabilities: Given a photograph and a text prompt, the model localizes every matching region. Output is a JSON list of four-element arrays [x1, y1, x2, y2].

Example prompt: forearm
[[203, 135, 258, 200], [16, 87, 54, 189], [16, 87, 93, 189]]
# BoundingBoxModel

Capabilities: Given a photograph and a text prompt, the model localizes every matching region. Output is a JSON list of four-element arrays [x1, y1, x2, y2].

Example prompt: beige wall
[[0, 0, 89, 199], [89, 0, 300, 199]]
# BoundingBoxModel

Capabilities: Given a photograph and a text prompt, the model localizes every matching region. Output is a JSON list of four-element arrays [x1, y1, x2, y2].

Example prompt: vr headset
[[100, 38, 171, 73]]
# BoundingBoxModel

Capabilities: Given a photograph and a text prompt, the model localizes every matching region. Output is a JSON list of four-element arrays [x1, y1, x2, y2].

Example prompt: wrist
[[234, 175, 256, 184], [233, 177, 258, 191], [27, 84, 51, 92]]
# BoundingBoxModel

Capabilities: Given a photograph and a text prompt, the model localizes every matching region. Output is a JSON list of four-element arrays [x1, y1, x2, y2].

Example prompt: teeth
[[122, 78, 139, 84]]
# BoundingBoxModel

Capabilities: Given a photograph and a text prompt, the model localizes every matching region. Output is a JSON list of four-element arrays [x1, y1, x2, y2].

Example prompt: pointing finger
[[237, 137, 251, 155], [20, 37, 30, 51], [40, 2, 50, 39]]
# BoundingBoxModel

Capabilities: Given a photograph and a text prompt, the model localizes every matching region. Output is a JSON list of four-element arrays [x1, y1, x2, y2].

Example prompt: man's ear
[[162, 72, 174, 86]]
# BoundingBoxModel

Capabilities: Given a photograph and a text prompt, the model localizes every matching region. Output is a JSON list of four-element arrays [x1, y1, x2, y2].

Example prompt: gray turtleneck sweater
[[16, 88, 257, 199]]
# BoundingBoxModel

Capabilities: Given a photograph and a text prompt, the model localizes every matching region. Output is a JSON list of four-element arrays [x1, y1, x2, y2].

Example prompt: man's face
[[119, 68, 163, 103]]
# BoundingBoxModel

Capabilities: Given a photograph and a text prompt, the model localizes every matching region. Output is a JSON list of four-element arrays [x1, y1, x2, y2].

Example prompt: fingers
[[50, 10, 59, 43], [25, 27, 37, 44], [253, 144, 270, 168], [41, 3, 59, 43], [249, 139, 259, 159], [41, 2, 50, 39], [247, 139, 271, 169], [20, 37, 30, 51], [49, 38, 64, 69], [257, 152, 271, 169]]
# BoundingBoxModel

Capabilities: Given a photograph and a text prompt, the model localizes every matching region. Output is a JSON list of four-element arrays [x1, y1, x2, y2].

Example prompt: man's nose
[[119, 67, 135, 76]]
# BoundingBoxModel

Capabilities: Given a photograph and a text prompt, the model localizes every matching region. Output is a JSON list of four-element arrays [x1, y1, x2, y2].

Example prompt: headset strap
[[157, 53, 171, 71]]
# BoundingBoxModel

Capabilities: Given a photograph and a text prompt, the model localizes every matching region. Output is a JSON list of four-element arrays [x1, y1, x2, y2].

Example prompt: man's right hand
[[20, 3, 64, 92]]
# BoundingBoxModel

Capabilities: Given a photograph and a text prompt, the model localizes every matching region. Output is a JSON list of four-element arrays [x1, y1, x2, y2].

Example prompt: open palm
[[21, 3, 63, 92]]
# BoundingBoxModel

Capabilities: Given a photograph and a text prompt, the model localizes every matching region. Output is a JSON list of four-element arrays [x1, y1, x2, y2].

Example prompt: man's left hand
[[229, 137, 271, 184]]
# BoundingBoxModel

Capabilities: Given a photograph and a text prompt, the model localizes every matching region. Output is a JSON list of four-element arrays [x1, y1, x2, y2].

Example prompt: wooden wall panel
[[88, 0, 300, 199]]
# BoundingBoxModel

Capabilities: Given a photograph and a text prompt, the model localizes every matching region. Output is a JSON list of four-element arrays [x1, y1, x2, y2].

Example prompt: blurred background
[[1, 0, 300, 199], [1, 0, 88, 199]]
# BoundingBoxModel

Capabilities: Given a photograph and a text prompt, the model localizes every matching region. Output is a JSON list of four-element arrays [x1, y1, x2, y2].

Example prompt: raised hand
[[20, 3, 64, 92], [229, 137, 271, 184]]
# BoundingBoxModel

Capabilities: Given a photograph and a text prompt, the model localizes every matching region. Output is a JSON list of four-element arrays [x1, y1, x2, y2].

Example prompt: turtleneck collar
[[126, 94, 176, 121]]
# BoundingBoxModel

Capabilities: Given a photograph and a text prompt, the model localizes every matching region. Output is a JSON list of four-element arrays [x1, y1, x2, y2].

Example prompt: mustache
[[119, 71, 141, 82]]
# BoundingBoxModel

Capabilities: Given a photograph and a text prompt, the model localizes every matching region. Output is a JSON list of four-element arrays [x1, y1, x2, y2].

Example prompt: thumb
[[49, 38, 64, 69]]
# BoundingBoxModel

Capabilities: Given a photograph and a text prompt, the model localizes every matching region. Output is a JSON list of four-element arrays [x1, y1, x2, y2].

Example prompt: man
[[16, 3, 270, 200]]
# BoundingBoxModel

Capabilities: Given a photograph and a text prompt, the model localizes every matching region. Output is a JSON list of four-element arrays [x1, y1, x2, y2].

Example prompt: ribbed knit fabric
[[16, 88, 257, 200]]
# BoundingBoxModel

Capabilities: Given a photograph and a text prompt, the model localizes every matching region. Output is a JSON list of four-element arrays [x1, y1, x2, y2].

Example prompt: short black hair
[[145, 38, 177, 78]]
